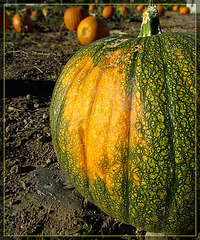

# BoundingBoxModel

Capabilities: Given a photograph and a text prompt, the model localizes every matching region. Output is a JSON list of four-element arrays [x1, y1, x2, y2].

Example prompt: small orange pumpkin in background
[[42, 6, 50, 17], [23, 7, 32, 16], [31, 10, 43, 21], [143, 7, 148, 14], [64, 7, 88, 31], [77, 16, 109, 46], [156, 6, 165, 17], [173, 5, 179, 11], [7, 10, 15, 17], [0, 10, 12, 30], [102, 6, 116, 19], [13, 12, 33, 33], [89, 5, 97, 14], [118, 6, 130, 19], [31, 10, 38, 21], [180, 6, 190, 14], [136, 5, 143, 11]]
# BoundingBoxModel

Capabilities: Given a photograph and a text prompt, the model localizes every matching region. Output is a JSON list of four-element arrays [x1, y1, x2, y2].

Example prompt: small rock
[[42, 159, 52, 167], [46, 159, 51, 165], [34, 103, 39, 108], [15, 140, 22, 147], [26, 94, 31, 101], [47, 132, 51, 137], [43, 113, 49, 119]]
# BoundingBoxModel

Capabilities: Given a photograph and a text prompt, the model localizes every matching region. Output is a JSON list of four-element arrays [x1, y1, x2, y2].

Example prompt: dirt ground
[[1, 5, 199, 239]]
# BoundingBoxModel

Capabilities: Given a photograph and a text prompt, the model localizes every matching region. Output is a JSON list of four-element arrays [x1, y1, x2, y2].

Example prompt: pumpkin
[[0, 10, 12, 30], [102, 6, 116, 19], [143, 7, 148, 13], [42, 6, 51, 18], [31, 10, 43, 22], [64, 7, 88, 32], [22, 7, 32, 16], [89, 5, 97, 14], [136, 5, 143, 11], [173, 5, 179, 11], [156, 5, 165, 17], [118, 6, 130, 19], [50, 5, 198, 235], [77, 16, 109, 46], [180, 6, 190, 15], [13, 12, 33, 33]]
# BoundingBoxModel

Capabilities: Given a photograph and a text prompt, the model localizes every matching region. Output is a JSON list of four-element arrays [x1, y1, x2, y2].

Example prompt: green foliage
[[78, 218, 93, 234], [112, 9, 124, 22], [90, 6, 103, 18], [111, 10, 138, 23], [123, 13, 138, 23]]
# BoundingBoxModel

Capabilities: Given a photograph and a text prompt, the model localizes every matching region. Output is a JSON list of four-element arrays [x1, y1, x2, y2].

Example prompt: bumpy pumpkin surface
[[50, 6, 199, 235]]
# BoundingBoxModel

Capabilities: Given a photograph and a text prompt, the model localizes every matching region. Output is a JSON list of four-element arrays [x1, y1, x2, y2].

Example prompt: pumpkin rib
[[128, 35, 172, 230], [127, 33, 195, 232], [50, 56, 88, 158], [52, 47, 111, 202], [87, 36, 141, 220], [126, 65, 134, 224], [126, 36, 146, 223], [157, 35, 177, 228], [50, 44, 105, 139], [85, 65, 117, 211], [161, 34, 194, 231], [53, 57, 95, 201], [158, 33, 196, 233], [107, 64, 132, 221]]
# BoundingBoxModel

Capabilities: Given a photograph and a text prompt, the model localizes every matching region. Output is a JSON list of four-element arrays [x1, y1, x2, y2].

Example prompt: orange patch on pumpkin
[[61, 52, 147, 190]]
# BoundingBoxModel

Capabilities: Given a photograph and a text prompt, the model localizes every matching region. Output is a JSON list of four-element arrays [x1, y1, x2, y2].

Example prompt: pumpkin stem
[[138, 5, 162, 38]]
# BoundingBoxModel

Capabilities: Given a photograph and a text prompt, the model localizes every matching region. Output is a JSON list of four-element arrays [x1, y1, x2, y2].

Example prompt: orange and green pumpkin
[[50, 6, 199, 235]]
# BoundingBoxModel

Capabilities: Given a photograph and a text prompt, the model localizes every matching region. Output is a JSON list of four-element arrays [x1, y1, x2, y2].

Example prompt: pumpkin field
[[1, 3, 199, 239]]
